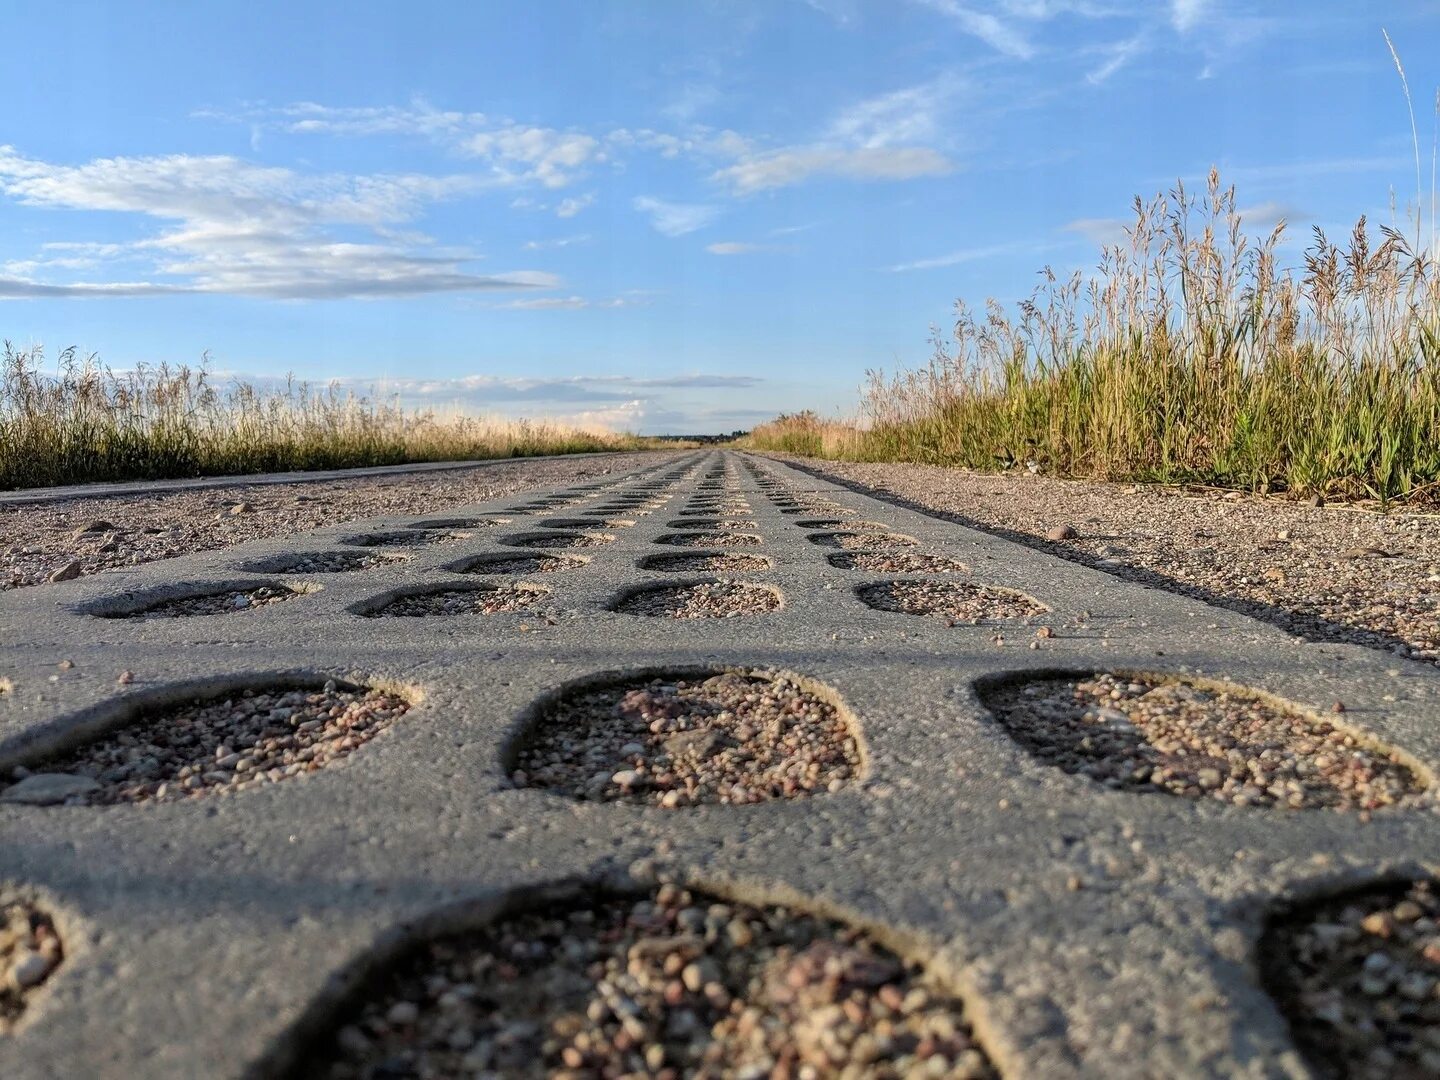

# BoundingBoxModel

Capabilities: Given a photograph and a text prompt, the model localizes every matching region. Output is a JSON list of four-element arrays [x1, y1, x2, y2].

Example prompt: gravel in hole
[[450, 554, 585, 575], [830, 552, 970, 574], [1262, 878, 1440, 1078], [240, 551, 408, 574], [615, 580, 781, 619], [0, 680, 411, 805], [810, 532, 917, 550], [296, 883, 993, 1078], [404, 518, 502, 530], [540, 518, 633, 530], [857, 580, 1043, 622], [655, 532, 762, 548], [666, 519, 756, 530], [0, 899, 63, 1033], [795, 519, 891, 531], [364, 583, 547, 617], [515, 670, 860, 804], [981, 672, 1430, 810], [102, 584, 305, 619], [508, 532, 616, 549], [342, 530, 470, 548], [640, 552, 773, 573]]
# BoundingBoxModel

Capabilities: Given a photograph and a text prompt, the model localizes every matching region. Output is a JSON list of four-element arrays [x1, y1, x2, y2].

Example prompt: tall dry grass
[[0, 345, 648, 489], [746, 171, 1440, 505]]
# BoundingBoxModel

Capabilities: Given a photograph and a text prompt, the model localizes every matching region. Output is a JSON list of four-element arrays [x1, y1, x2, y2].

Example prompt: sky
[[1, 1, 1437, 434]]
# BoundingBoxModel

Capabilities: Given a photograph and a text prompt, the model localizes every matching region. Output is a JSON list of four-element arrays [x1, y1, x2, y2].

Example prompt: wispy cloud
[[1170, 0, 1209, 32], [706, 241, 782, 255], [1061, 216, 1130, 245], [522, 234, 590, 250], [632, 196, 719, 236], [492, 295, 632, 310], [1086, 33, 1148, 83], [0, 145, 559, 300], [555, 193, 595, 217], [912, 0, 1036, 58], [886, 239, 1047, 271]]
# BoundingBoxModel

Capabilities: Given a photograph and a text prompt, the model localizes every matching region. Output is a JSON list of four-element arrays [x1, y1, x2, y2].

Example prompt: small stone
[[8, 950, 51, 989], [116, 670, 135, 686], [1046, 525, 1078, 541], [385, 1001, 419, 1026], [47, 560, 83, 583], [612, 770, 643, 789], [229, 502, 253, 515]]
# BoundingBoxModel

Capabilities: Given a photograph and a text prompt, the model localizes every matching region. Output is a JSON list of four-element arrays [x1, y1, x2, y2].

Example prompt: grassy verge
[[743, 172, 1440, 506], [1, 345, 657, 489]]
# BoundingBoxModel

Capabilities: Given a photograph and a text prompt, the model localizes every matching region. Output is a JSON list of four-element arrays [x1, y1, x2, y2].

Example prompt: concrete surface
[[0, 449, 1437, 1078]]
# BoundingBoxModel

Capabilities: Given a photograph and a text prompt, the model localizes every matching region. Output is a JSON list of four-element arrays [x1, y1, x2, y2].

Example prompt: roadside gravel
[[777, 457, 1440, 667], [1, 452, 669, 591]]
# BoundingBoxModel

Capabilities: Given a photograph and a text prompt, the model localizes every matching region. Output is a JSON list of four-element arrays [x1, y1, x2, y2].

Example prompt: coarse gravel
[[857, 580, 1046, 622], [614, 581, 781, 619], [341, 530, 474, 548], [449, 554, 587, 575], [238, 551, 409, 574], [809, 532, 918, 551], [980, 671, 1431, 812], [772, 455, 1440, 668], [100, 583, 305, 619], [654, 532, 763, 548], [1, 451, 670, 591], [0, 681, 411, 805], [295, 883, 995, 1080], [362, 584, 547, 618], [0, 899, 63, 1034], [1262, 878, 1440, 1079], [828, 552, 970, 574], [639, 552, 774, 573], [513, 671, 861, 806], [506, 532, 616, 550]]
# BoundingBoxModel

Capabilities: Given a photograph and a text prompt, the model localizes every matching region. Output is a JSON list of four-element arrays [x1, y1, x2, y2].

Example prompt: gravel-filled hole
[[513, 669, 860, 804], [404, 518, 503, 530], [342, 530, 470, 548], [665, 519, 756, 530], [0, 898, 63, 1033], [613, 581, 781, 618], [362, 583, 547, 617], [655, 532, 762, 548], [540, 518, 633, 530], [448, 554, 586, 575], [238, 551, 408, 574], [506, 532, 617, 550], [830, 552, 970, 574], [0, 680, 412, 805], [810, 532, 917, 550], [97, 583, 308, 619], [639, 552, 774, 573], [1261, 878, 1440, 1078], [290, 883, 994, 1078], [857, 580, 1044, 622], [795, 519, 891, 531], [980, 671, 1430, 810]]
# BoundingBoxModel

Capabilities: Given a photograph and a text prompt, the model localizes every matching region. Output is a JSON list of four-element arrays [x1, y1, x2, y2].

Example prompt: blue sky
[[2, 1, 1436, 433]]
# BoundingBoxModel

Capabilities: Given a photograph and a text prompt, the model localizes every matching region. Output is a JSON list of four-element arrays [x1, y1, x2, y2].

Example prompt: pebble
[[46, 560, 83, 583], [1046, 525, 1078, 540]]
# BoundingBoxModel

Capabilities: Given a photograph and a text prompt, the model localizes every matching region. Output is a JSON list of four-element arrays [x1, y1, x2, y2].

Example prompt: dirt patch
[[363, 584, 547, 617], [829, 552, 969, 574], [639, 553, 774, 573], [655, 532, 762, 548], [0, 899, 63, 1033], [99, 584, 305, 619], [809, 532, 917, 551]]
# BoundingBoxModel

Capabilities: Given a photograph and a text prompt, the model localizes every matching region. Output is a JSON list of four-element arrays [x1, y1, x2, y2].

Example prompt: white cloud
[[1085, 33, 1148, 83], [0, 146, 559, 301], [555, 193, 595, 218], [632, 196, 719, 236], [706, 241, 781, 255], [912, 0, 1036, 58], [715, 146, 952, 195], [1061, 216, 1131, 246], [459, 127, 601, 188], [493, 295, 630, 310], [523, 234, 590, 250], [885, 239, 1044, 272], [1171, 0, 1208, 32], [828, 75, 963, 149]]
